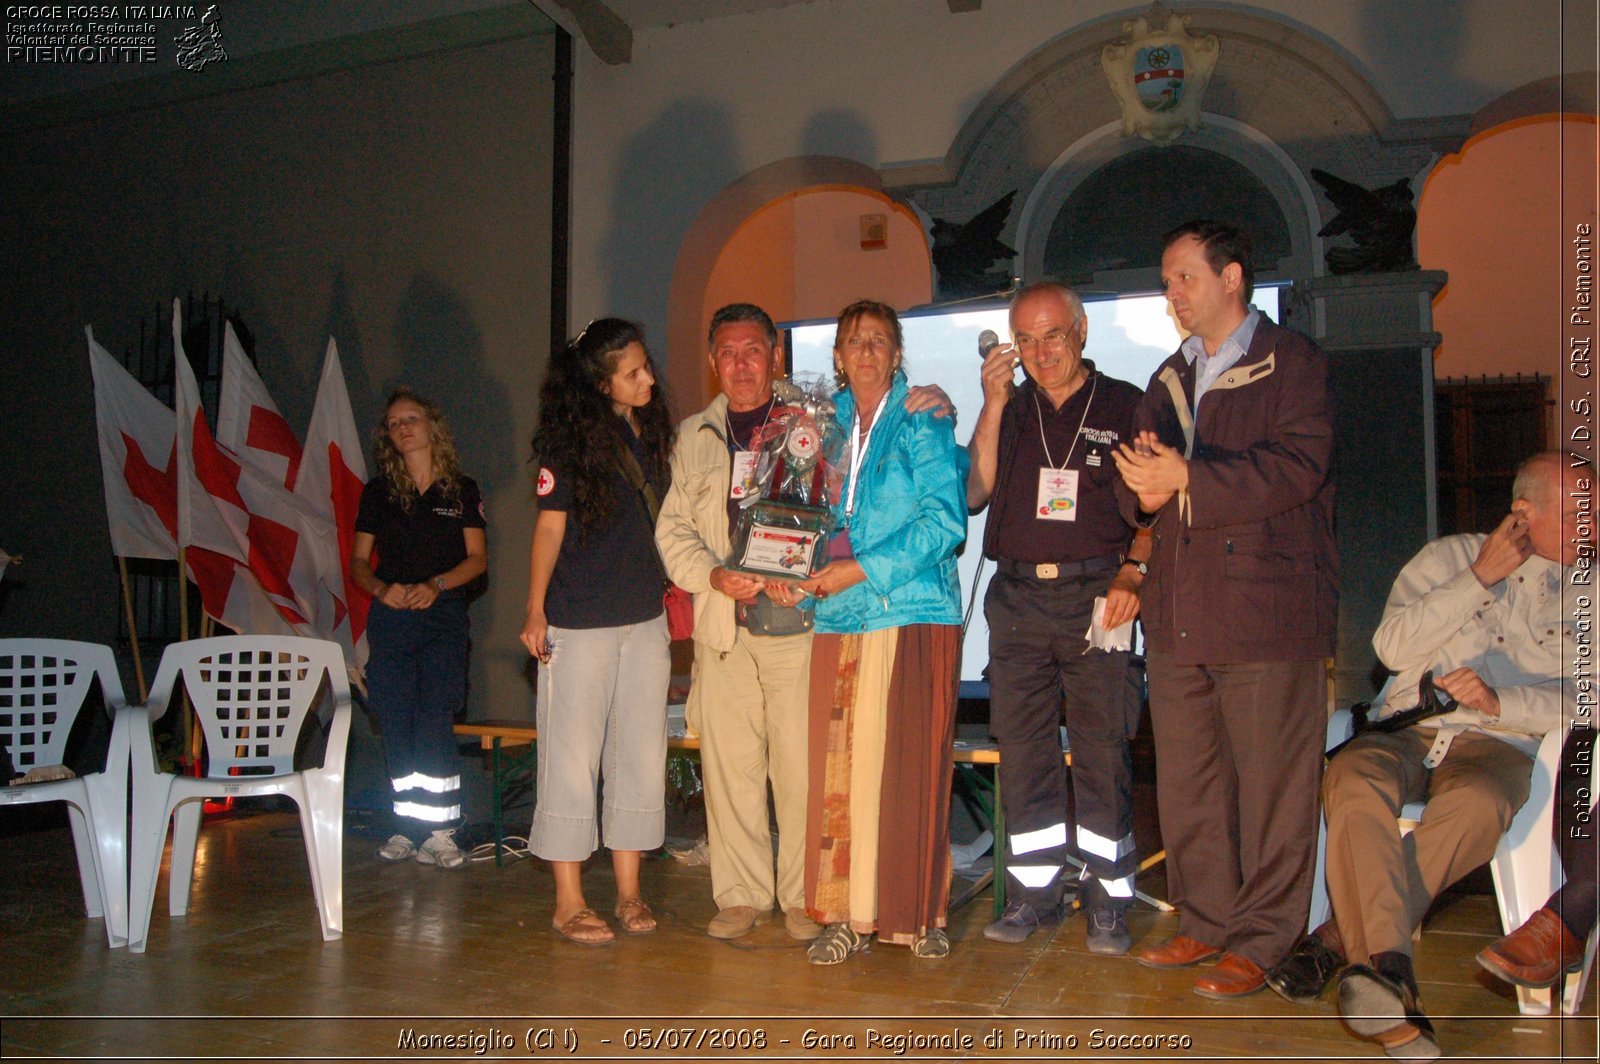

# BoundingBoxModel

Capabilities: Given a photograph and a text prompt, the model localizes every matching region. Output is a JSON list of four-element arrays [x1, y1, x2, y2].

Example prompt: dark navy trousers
[[366, 596, 468, 841]]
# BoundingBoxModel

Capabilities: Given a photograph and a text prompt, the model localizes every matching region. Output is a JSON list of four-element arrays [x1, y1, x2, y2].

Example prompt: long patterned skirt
[[803, 623, 960, 945]]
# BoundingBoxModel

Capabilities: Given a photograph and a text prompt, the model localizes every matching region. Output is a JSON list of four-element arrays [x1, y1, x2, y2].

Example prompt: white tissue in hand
[[1086, 595, 1133, 652]]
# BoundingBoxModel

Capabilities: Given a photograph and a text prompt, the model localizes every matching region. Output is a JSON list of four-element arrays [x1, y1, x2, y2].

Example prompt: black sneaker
[[1267, 933, 1344, 1004], [984, 901, 1050, 944], [1085, 906, 1132, 955]]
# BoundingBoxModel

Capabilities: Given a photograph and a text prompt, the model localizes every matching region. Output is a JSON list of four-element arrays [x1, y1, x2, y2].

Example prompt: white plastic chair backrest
[[0, 640, 126, 773], [145, 636, 344, 778]]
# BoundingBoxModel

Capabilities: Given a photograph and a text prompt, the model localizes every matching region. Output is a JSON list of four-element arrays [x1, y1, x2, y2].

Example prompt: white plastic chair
[[1310, 707, 1594, 1015], [127, 636, 351, 953], [0, 639, 132, 948]]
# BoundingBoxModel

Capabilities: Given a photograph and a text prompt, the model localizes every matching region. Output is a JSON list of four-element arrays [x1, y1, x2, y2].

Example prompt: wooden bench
[[455, 723, 1168, 912], [455, 719, 699, 865]]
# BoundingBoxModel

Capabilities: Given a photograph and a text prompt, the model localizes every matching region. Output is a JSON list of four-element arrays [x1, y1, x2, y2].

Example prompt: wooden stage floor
[[2, 800, 1594, 1063]]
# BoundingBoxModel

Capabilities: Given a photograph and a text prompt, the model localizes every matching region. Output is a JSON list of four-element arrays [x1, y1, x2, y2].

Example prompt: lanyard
[[844, 390, 892, 519], [724, 396, 776, 452], [1033, 375, 1097, 470]]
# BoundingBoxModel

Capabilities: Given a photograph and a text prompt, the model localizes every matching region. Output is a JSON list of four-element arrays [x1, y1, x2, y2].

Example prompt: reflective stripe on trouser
[[986, 570, 1138, 910], [1008, 823, 1137, 899], [392, 771, 463, 824], [365, 597, 469, 841]]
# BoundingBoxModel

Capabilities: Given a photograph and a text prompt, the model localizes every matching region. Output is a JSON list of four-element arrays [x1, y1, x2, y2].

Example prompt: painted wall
[[702, 186, 932, 362], [568, 0, 1571, 373], [1420, 116, 1599, 446], [0, 33, 556, 722]]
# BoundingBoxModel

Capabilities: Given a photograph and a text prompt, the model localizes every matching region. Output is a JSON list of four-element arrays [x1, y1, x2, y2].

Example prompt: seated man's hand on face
[[1470, 510, 1534, 588]]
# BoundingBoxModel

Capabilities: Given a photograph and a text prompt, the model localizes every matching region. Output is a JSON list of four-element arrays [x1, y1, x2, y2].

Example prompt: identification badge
[[1036, 467, 1079, 521], [730, 450, 759, 500]]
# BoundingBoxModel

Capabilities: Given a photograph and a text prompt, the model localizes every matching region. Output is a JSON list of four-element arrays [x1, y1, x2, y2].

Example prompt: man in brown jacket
[[1114, 219, 1338, 999]]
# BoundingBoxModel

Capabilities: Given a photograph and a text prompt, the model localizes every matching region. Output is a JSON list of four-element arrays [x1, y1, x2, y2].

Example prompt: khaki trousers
[[1323, 728, 1532, 961], [688, 627, 812, 912]]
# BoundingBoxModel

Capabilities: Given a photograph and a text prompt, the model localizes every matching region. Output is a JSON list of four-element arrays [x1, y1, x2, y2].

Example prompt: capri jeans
[[530, 614, 671, 861]]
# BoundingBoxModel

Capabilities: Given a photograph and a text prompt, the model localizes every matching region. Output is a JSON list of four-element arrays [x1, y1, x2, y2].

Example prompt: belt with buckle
[[997, 554, 1120, 581]]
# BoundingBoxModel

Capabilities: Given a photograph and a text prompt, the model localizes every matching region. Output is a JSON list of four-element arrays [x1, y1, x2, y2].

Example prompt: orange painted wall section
[[703, 186, 933, 367], [1420, 116, 1597, 384]]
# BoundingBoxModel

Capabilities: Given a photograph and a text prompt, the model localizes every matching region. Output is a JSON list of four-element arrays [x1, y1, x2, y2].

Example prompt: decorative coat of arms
[[1101, 3, 1219, 146]]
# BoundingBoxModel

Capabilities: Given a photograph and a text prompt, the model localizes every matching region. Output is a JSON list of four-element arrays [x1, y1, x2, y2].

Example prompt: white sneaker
[[377, 834, 416, 861], [416, 829, 467, 869]]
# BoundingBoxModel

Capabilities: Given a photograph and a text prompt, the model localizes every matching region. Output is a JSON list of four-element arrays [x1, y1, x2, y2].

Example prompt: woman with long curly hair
[[522, 318, 675, 945], [352, 387, 488, 870]]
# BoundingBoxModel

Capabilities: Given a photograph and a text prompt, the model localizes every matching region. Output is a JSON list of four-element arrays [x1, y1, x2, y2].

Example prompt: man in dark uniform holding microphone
[[967, 281, 1148, 953]]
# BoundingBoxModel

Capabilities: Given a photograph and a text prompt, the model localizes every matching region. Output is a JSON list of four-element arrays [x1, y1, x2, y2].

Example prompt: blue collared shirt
[[1181, 307, 1260, 412]]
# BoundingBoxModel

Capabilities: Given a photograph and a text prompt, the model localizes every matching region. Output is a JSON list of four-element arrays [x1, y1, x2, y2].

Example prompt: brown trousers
[[1146, 655, 1327, 968], [1323, 728, 1532, 962]]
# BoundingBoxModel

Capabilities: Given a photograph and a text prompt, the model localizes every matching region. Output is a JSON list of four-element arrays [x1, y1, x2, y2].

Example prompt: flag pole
[[177, 546, 199, 775], [115, 555, 149, 702]]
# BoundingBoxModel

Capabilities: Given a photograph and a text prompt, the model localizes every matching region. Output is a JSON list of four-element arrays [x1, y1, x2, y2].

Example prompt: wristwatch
[[1121, 559, 1148, 576]]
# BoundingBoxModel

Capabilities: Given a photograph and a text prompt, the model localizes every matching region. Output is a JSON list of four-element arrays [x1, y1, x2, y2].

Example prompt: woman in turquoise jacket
[[768, 298, 967, 964]]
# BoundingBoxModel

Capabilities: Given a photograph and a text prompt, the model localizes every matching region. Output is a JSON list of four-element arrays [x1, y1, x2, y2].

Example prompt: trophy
[[728, 374, 842, 579]]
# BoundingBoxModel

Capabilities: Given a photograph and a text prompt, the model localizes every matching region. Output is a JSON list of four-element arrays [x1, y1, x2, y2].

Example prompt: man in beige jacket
[[657, 304, 817, 941]]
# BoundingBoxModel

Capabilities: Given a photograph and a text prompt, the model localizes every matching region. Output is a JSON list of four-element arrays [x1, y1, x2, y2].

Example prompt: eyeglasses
[[1013, 330, 1076, 353]]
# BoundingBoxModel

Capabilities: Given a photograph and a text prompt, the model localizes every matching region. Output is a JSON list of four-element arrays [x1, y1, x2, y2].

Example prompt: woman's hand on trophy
[[796, 560, 866, 602], [763, 576, 807, 606]]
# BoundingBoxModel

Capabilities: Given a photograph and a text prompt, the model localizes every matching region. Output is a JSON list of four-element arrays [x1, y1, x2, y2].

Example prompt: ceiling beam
[[548, 0, 633, 64]]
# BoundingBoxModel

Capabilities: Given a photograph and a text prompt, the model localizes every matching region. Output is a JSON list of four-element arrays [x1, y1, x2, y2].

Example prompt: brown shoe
[[785, 907, 823, 941], [707, 905, 771, 940], [1134, 934, 1223, 968], [1477, 908, 1584, 989], [1194, 952, 1267, 999]]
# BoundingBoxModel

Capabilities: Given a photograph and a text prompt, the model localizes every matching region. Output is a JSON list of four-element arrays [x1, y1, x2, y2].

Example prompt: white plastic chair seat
[[1311, 707, 1596, 1015], [128, 636, 351, 953], [0, 639, 131, 948]]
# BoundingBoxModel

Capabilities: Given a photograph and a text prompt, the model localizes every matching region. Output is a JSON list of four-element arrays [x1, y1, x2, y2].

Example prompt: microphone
[[978, 329, 1000, 359]]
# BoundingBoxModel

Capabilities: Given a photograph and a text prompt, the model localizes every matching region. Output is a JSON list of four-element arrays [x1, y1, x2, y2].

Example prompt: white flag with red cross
[[216, 320, 302, 490], [293, 337, 372, 669], [172, 300, 320, 638], [88, 326, 179, 561], [90, 322, 257, 624]]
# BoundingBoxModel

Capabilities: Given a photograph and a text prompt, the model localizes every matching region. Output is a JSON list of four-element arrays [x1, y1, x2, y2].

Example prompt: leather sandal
[[911, 928, 951, 959], [807, 923, 868, 965], [552, 908, 614, 946], [614, 897, 657, 935]]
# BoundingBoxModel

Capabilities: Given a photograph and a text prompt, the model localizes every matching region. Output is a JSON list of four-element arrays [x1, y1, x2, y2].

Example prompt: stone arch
[[666, 155, 925, 411], [1469, 73, 1598, 137], [1014, 116, 1324, 292], [884, 6, 1469, 295]]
